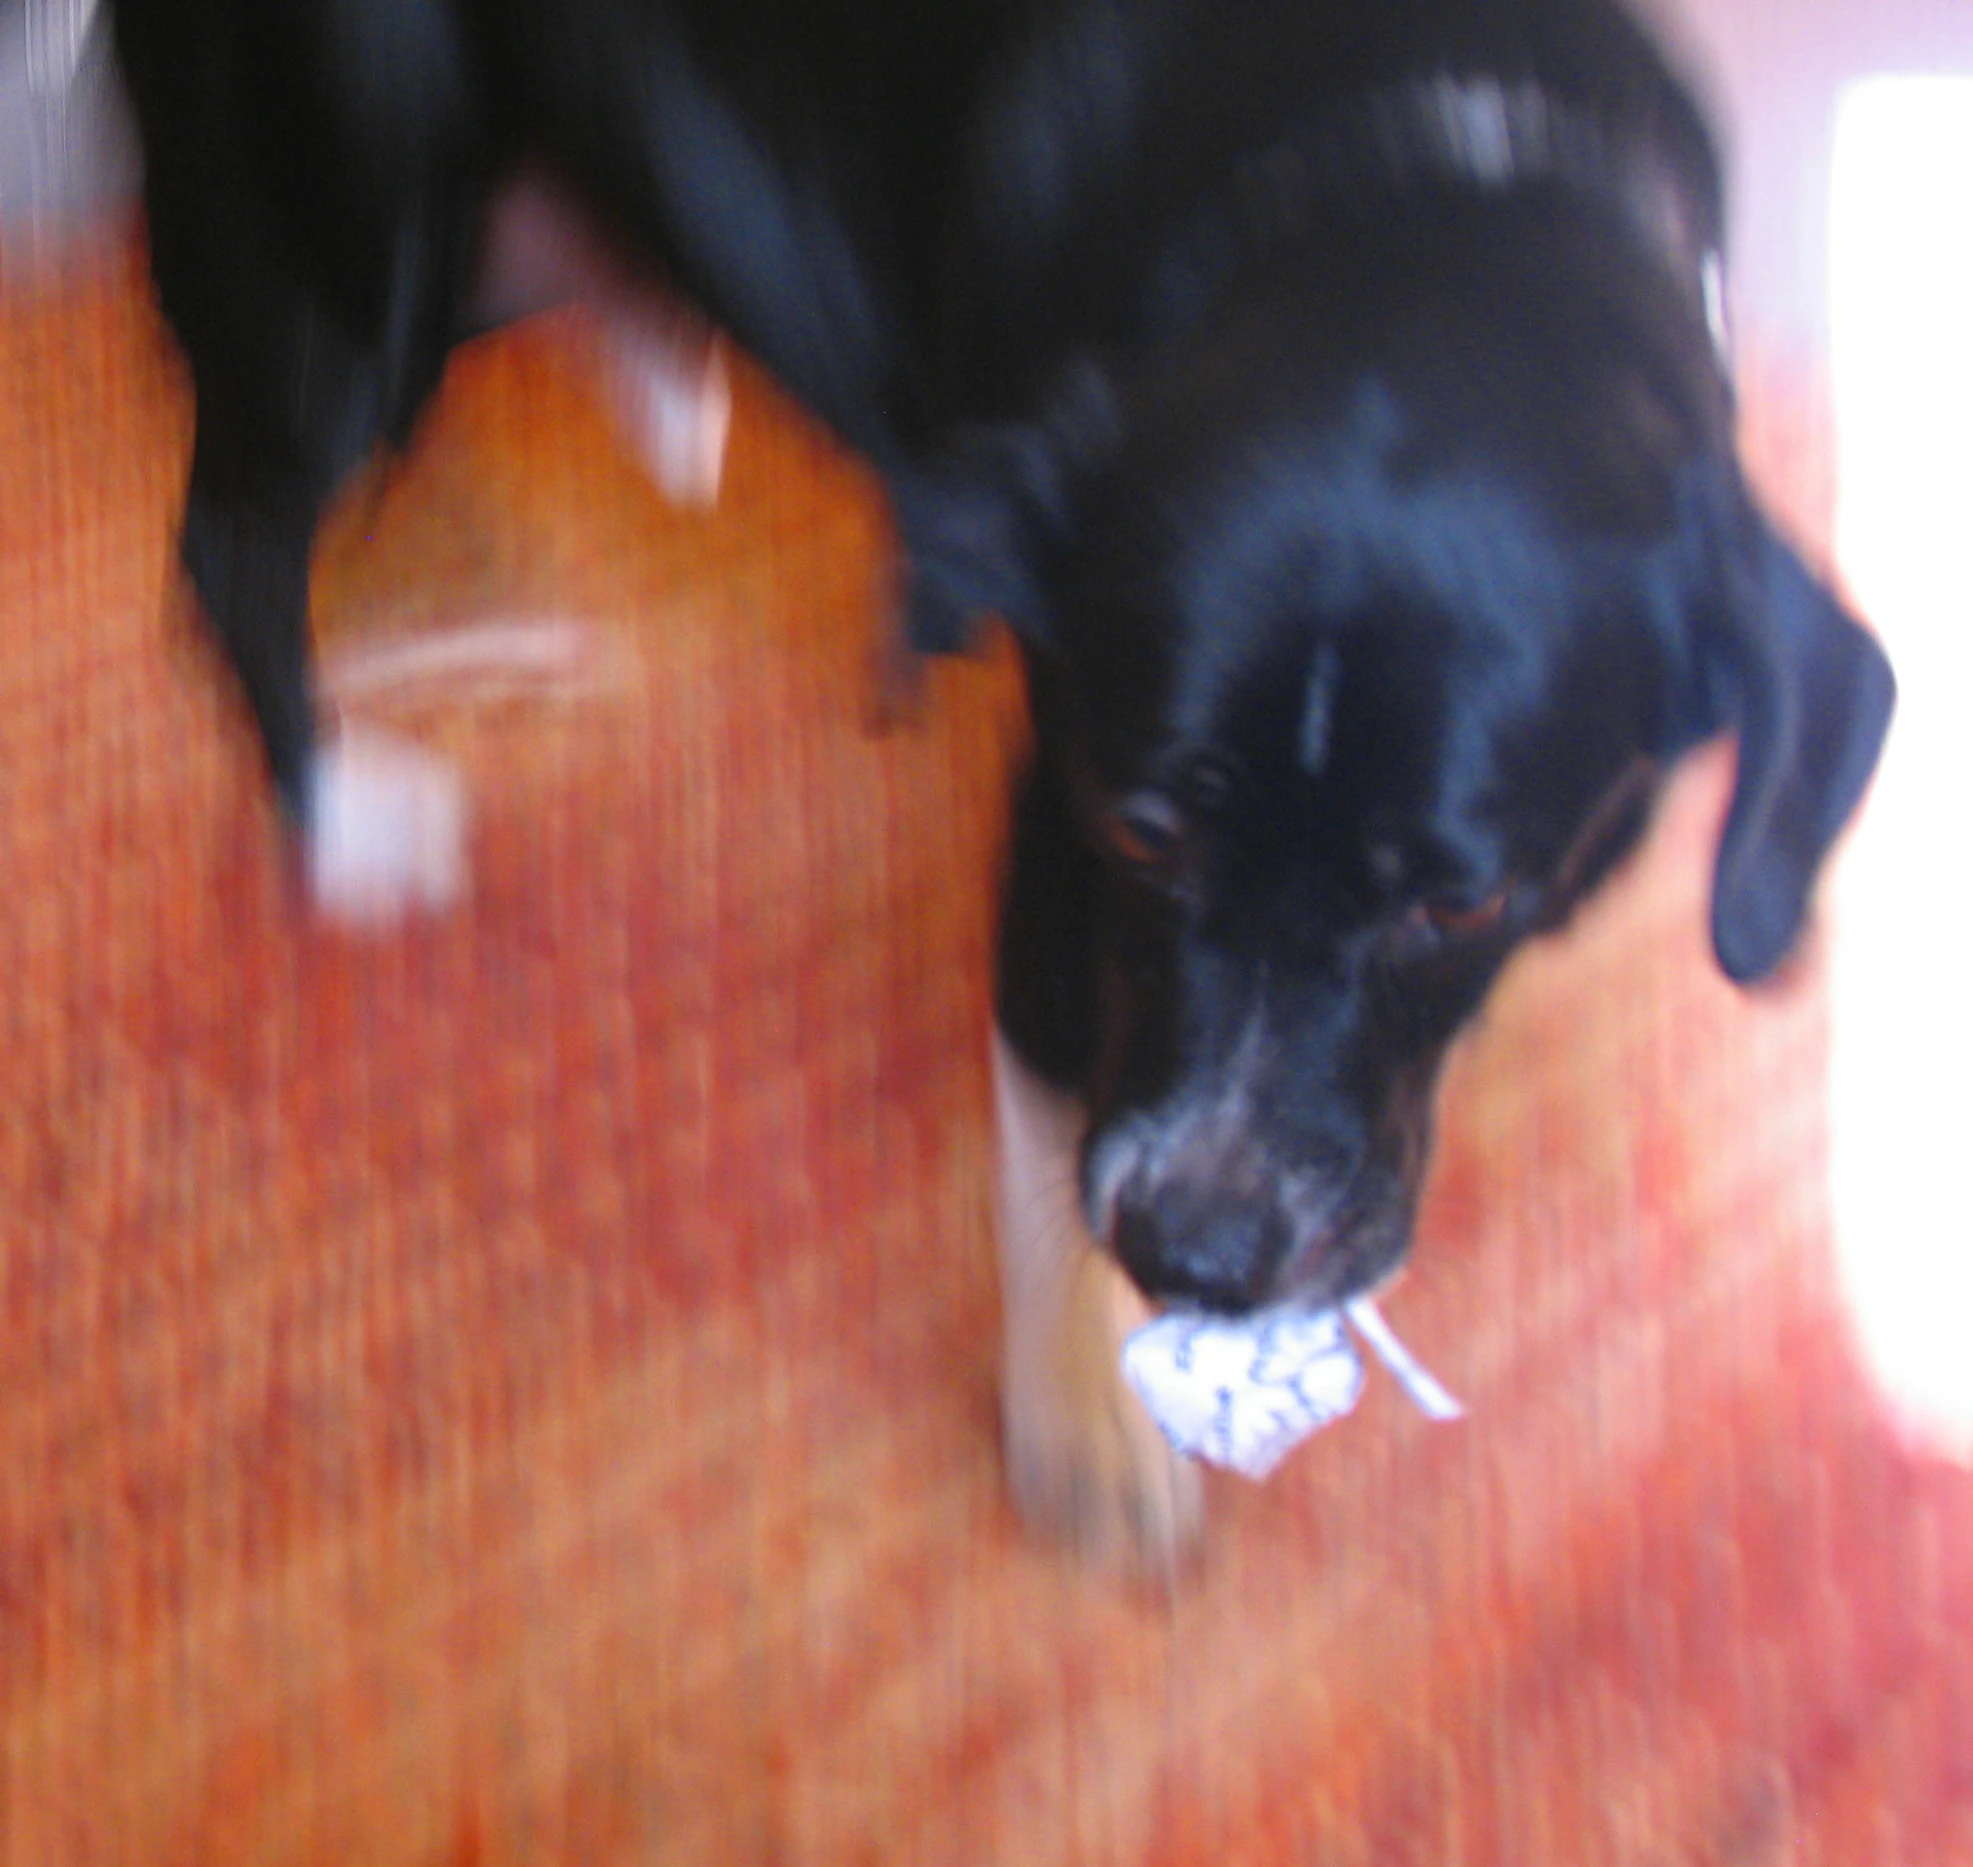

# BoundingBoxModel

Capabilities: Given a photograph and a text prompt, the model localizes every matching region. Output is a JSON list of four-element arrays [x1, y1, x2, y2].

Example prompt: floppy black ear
[[887, 361, 1119, 653], [1695, 478, 1895, 983]]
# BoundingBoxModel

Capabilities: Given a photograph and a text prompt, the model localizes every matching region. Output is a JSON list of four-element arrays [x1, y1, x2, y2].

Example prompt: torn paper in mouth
[[1120, 1295, 1463, 1480]]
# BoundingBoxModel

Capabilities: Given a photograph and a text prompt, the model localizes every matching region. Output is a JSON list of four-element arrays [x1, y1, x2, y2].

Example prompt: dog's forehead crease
[[1074, 425, 1681, 882], [1078, 429, 1612, 773]]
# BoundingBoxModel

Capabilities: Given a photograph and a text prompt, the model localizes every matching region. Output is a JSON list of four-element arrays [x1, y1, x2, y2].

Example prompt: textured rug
[[3, 231, 1969, 1866]]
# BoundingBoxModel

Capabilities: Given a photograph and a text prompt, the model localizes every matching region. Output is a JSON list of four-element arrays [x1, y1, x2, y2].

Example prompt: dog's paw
[[1002, 1248, 1204, 1581], [304, 727, 467, 927]]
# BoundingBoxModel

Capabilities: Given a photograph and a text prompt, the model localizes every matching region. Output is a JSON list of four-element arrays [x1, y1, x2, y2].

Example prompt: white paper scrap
[[1342, 1296, 1466, 1421], [1121, 1295, 1462, 1480]]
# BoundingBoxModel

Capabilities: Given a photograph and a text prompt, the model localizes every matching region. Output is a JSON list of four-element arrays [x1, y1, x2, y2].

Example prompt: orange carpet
[[3, 230, 1969, 1866]]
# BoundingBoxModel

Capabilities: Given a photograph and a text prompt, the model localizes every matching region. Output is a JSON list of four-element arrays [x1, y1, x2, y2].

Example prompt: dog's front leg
[[991, 1030, 1204, 1577]]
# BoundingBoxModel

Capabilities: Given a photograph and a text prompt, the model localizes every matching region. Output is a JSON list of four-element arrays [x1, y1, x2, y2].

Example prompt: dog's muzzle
[[1110, 1173, 1297, 1312], [1092, 1114, 1402, 1314]]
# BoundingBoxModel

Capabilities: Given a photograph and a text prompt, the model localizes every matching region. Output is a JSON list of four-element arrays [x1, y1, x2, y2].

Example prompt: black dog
[[111, 0, 1893, 1566]]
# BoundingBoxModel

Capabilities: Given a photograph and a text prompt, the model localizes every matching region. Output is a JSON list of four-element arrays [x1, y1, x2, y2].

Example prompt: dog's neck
[[1151, 73, 1728, 362]]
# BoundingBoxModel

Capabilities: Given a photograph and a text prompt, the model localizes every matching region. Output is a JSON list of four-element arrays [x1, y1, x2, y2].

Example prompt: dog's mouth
[[1098, 1117, 1464, 1479]]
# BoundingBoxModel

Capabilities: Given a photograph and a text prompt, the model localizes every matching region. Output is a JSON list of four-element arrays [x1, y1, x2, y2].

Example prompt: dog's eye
[[1420, 890, 1512, 939], [1105, 791, 1189, 875], [1389, 887, 1516, 959]]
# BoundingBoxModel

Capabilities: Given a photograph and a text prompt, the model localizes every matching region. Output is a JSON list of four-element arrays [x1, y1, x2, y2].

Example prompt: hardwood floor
[[0, 220, 1966, 1865]]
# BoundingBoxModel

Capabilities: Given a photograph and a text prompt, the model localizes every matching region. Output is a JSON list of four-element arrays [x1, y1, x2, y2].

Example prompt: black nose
[[1111, 1189, 1288, 1313]]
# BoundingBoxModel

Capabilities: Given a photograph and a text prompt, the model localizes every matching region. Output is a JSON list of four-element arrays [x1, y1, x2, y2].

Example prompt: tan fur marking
[[992, 1031, 1203, 1577]]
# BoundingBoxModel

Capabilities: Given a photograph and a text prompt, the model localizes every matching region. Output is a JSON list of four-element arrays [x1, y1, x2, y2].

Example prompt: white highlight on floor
[[306, 727, 468, 928], [1829, 75, 1973, 1462], [602, 327, 731, 508], [320, 617, 624, 709]]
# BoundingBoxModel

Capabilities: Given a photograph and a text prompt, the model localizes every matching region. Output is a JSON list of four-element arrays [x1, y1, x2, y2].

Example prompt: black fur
[[111, 0, 1893, 1312]]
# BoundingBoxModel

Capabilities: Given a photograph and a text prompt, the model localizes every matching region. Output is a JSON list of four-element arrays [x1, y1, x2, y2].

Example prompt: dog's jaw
[[991, 1028, 1203, 1577]]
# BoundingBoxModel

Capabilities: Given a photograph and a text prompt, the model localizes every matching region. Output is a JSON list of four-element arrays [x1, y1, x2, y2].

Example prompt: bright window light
[[1829, 76, 1973, 1462]]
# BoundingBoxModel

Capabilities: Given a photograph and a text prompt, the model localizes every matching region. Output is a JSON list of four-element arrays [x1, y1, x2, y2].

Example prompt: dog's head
[[909, 206, 1893, 1316]]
